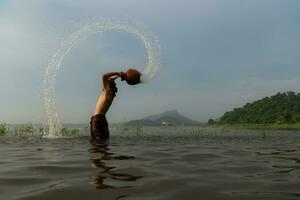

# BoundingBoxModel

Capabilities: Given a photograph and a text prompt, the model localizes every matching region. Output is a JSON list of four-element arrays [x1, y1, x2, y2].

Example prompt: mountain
[[126, 110, 199, 126], [219, 91, 300, 124]]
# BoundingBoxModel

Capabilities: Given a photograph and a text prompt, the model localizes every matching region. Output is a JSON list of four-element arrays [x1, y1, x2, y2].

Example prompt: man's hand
[[102, 74, 119, 98]]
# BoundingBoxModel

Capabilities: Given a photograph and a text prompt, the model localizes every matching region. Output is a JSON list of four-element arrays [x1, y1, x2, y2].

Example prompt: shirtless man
[[90, 72, 123, 140]]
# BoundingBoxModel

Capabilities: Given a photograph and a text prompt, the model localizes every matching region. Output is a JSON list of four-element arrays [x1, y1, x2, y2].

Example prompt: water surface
[[1, 128, 300, 200]]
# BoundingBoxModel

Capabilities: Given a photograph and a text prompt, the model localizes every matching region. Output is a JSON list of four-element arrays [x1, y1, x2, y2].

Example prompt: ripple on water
[[0, 131, 300, 200]]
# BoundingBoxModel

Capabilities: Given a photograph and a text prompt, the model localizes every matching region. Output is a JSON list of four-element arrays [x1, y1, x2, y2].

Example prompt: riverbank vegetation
[[209, 91, 300, 130], [220, 91, 300, 124]]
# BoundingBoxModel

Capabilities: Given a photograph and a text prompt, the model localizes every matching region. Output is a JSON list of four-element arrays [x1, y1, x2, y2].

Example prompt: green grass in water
[[209, 122, 300, 131], [195, 127, 206, 136], [0, 122, 8, 136], [61, 127, 81, 136]]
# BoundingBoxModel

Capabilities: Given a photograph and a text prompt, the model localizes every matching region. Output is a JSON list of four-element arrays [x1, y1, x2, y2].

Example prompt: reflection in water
[[89, 140, 142, 189]]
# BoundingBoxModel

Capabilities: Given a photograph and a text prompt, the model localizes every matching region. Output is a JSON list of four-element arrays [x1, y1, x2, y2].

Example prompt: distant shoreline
[[206, 123, 300, 131]]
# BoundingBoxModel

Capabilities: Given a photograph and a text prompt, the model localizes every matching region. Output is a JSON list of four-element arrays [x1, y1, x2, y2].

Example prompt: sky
[[1, 0, 300, 124]]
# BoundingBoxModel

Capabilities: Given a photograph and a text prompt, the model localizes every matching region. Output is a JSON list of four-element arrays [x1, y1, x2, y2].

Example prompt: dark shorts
[[90, 114, 109, 140]]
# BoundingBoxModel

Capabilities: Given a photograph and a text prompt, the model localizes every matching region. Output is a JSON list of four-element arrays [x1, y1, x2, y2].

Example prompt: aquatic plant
[[0, 122, 8, 136], [193, 127, 205, 137], [61, 128, 69, 135], [71, 128, 80, 135], [39, 128, 44, 133], [117, 124, 143, 136], [117, 124, 131, 134], [82, 126, 89, 135], [60, 127, 80, 136], [211, 122, 300, 131], [14, 124, 35, 136], [180, 126, 187, 133], [135, 125, 143, 136], [195, 127, 206, 136], [221, 125, 230, 133]]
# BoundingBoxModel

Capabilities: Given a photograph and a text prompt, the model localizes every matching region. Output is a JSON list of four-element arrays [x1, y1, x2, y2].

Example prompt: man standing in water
[[90, 72, 121, 140], [90, 69, 141, 140]]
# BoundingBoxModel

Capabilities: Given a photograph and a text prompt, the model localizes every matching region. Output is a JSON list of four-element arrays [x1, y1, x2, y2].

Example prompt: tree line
[[218, 91, 300, 124]]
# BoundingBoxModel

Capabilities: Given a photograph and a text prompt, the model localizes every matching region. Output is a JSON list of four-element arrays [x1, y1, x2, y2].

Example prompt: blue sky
[[1, 0, 300, 123]]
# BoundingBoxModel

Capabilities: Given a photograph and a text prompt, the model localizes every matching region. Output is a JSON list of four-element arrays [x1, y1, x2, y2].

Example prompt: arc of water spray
[[43, 19, 161, 138]]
